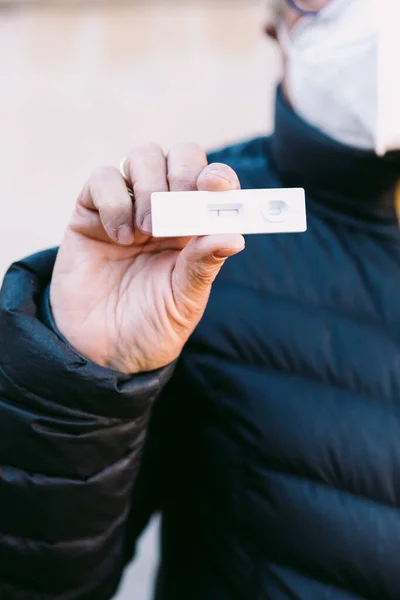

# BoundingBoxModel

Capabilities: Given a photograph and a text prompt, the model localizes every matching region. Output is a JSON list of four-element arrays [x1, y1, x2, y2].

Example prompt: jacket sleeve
[[0, 248, 175, 600]]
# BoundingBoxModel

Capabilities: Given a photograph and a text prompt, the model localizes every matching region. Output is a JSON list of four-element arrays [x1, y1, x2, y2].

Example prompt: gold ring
[[119, 157, 135, 200]]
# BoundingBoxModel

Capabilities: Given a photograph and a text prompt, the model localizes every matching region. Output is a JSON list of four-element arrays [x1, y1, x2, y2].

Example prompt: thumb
[[172, 233, 245, 316]]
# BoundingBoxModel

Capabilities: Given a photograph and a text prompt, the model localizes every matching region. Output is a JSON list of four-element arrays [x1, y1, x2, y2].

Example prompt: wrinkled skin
[[51, 143, 244, 374]]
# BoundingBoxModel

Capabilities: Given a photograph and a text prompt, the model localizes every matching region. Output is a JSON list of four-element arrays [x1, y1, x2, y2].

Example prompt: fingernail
[[141, 212, 152, 233], [213, 243, 245, 259], [206, 170, 235, 184], [117, 224, 134, 245]]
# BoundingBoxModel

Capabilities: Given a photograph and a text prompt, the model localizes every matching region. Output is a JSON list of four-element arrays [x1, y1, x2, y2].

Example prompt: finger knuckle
[[90, 165, 116, 184], [171, 141, 205, 155], [72, 201, 88, 220], [101, 219, 118, 235], [167, 143, 207, 188], [190, 260, 220, 286], [132, 181, 152, 199], [127, 142, 163, 162], [167, 164, 201, 188], [101, 202, 127, 219]]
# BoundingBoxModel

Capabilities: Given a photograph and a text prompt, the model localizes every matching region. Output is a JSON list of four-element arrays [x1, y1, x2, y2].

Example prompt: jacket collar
[[269, 86, 400, 230]]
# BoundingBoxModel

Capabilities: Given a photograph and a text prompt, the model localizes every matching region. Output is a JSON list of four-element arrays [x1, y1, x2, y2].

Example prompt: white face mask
[[278, 0, 400, 156]]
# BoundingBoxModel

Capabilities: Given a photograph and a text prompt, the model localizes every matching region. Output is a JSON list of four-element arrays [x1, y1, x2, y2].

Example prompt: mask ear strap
[[277, 22, 291, 51], [285, 0, 320, 15]]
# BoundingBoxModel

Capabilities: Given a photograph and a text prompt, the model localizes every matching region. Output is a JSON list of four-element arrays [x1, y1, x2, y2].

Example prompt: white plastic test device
[[151, 188, 307, 238]]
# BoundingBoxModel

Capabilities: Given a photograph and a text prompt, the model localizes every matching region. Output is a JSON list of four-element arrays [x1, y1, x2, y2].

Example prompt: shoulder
[[207, 136, 281, 190]]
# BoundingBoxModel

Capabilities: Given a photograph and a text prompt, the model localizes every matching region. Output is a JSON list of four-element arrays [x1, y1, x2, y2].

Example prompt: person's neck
[[269, 85, 400, 233]]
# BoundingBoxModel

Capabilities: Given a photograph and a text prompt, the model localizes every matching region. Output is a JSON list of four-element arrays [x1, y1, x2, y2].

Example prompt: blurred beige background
[[0, 1, 281, 598]]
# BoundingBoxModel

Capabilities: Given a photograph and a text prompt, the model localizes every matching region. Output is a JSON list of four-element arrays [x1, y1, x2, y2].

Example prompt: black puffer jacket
[[2, 88, 400, 600]]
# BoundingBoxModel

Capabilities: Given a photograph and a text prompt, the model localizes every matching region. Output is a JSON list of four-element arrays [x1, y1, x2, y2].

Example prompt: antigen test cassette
[[151, 188, 307, 237]]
